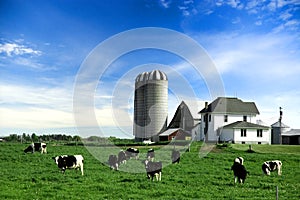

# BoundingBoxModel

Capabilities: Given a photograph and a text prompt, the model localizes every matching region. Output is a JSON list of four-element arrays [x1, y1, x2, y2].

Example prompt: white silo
[[133, 70, 168, 142]]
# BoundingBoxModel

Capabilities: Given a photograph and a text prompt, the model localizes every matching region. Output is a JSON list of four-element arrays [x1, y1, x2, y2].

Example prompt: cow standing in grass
[[52, 155, 84, 175], [171, 149, 180, 164], [126, 148, 139, 159], [262, 160, 282, 176], [118, 150, 127, 165], [231, 157, 249, 184], [24, 142, 47, 154], [108, 155, 119, 170], [143, 160, 162, 181]]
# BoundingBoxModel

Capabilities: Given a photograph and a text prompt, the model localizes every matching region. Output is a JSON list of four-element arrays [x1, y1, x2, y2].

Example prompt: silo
[[133, 70, 168, 142]]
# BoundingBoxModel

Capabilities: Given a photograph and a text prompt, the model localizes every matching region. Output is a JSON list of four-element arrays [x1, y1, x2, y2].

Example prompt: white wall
[[233, 128, 270, 144]]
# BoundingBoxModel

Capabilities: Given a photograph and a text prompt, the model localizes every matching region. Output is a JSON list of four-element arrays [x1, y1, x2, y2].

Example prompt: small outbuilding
[[282, 129, 300, 145], [159, 128, 192, 141]]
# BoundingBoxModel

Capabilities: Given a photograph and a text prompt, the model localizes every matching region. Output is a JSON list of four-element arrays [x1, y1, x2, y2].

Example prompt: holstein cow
[[231, 158, 249, 184], [171, 149, 180, 164], [108, 155, 119, 170], [24, 142, 47, 154], [262, 160, 282, 176], [118, 150, 127, 165], [52, 155, 84, 175], [234, 157, 244, 165], [147, 149, 155, 161], [143, 160, 162, 181], [126, 148, 139, 159]]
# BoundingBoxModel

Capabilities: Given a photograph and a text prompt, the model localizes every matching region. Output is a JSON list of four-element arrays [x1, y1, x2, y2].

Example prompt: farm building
[[157, 101, 200, 141], [219, 121, 271, 144], [159, 128, 192, 141], [271, 121, 290, 144], [198, 97, 268, 143], [281, 129, 300, 145], [133, 70, 168, 142]]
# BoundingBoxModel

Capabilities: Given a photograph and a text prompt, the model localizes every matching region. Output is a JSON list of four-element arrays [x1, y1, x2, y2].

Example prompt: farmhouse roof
[[199, 97, 259, 115], [222, 121, 270, 129]]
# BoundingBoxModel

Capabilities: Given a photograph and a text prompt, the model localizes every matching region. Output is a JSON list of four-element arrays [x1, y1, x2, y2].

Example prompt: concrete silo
[[133, 70, 168, 142]]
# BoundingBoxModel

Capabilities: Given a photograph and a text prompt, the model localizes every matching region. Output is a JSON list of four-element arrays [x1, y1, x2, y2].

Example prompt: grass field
[[0, 142, 299, 199]]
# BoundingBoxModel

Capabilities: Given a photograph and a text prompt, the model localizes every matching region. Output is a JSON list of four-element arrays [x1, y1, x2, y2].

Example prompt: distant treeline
[[2, 133, 82, 143], [1, 134, 138, 145]]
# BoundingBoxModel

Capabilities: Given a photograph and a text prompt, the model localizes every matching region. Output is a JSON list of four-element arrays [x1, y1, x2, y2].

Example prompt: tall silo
[[133, 70, 168, 142]]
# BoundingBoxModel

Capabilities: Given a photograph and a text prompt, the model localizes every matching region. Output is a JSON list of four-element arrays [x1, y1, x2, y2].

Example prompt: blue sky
[[0, 0, 299, 138]]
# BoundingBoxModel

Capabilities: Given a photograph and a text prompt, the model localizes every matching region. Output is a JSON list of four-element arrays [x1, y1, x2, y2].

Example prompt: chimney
[[205, 102, 208, 109]]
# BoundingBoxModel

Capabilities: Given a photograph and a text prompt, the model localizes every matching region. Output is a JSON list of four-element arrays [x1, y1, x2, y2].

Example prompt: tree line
[[2, 133, 81, 143]]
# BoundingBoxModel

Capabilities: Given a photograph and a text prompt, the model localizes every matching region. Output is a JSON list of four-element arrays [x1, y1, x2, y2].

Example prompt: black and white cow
[[231, 162, 249, 184], [126, 148, 139, 159], [118, 150, 127, 165], [24, 142, 47, 154], [143, 160, 162, 181], [262, 160, 282, 176], [147, 149, 155, 161], [108, 155, 119, 170], [52, 155, 84, 175], [171, 149, 180, 164], [234, 157, 244, 165]]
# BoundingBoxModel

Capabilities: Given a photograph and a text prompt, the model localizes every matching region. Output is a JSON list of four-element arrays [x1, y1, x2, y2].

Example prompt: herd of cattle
[[23, 142, 282, 183]]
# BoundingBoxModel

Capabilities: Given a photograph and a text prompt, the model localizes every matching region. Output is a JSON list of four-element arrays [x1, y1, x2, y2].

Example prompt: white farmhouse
[[198, 97, 271, 144]]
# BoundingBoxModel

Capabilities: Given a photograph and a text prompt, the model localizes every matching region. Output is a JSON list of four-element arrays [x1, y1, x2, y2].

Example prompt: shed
[[159, 128, 192, 141], [282, 129, 300, 145]]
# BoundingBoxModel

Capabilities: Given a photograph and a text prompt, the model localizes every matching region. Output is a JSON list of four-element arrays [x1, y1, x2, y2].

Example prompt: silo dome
[[133, 70, 168, 142]]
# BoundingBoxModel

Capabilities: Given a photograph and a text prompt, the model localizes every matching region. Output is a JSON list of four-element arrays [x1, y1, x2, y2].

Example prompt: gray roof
[[282, 129, 300, 136], [159, 128, 181, 136], [222, 121, 270, 129], [271, 121, 290, 128], [199, 97, 259, 115], [168, 101, 195, 131]]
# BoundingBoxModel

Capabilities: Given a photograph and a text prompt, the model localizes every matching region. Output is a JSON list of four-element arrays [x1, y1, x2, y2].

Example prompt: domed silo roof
[[135, 72, 149, 83], [148, 70, 168, 81]]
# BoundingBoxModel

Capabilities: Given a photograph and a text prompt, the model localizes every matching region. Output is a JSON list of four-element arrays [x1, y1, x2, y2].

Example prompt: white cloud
[[0, 42, 41, 57]]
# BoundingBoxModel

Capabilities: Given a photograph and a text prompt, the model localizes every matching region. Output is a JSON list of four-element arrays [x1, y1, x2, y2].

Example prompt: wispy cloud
[[0, 42, 41, 57]]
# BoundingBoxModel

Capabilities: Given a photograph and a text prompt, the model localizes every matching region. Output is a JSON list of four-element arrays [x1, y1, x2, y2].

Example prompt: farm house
[[219, 121, 271, 144], [198, 97, 269, 143]]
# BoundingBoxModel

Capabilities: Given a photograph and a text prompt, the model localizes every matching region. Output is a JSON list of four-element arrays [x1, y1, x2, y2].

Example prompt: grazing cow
[[147, 149, 155, 161], [171, 149, 180, 164], [143, 160, 162, 181], [231, 162, 249, 184], [126, 148, 139, 159], [24, 142, 47, 154], [52, 155, 84, 175], [108, 155, 119, 170], [234, 157, 244, 165], [262, 160, 282, 176], [118, 150, 127, 165]]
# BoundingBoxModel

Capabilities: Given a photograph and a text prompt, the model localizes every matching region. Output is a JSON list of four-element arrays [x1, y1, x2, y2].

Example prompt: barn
[[159, 128, 192, 141]]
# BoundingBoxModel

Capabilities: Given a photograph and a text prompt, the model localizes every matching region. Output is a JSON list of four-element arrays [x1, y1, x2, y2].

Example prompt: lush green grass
[[0, 142, 299, 199]]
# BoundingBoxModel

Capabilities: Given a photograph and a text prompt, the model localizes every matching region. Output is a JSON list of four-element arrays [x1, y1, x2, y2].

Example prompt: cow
[[126, 148, 139, 159], [118, 150, 127, 165], [262, 160, 282, 176], [24, 142, 47, 154], [143, 160, 162, 181], [231, 162, 249, 184], [108, 155, 119, 170], [147, 149, 155, 161], [52, 155, 84, 175], [234, 157, 244, 165], [171, 149, 180, 164]]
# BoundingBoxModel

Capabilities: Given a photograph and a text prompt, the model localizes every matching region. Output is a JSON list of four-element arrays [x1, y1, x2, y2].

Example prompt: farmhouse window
[[257, 129, 263, 137], [209, 114, 211, 122], [243, 115, 247, 122], [224, 115, 228, 122], [241, 129, 247, 137]]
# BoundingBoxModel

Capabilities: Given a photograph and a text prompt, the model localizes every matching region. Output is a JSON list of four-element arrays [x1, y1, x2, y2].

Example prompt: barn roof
[[222, 121, 269, 129], [271, 121, 290, 128], [199, 97, 259, 115], [281, 129, 300, 136], [159, 128, 181, 136]]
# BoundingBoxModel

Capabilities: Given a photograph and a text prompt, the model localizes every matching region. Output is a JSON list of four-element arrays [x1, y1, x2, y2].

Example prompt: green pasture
[[0, 142, 299, 199]]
